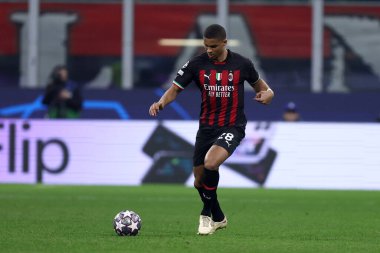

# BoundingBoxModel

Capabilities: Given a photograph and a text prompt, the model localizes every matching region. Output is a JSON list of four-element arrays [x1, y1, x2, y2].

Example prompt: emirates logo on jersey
[[203, 83, 234, 97], [201, 70, 238, 98], [203, 84, 234, 91]]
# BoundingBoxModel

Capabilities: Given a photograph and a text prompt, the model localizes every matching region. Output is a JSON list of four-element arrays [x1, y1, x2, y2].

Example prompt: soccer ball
[[113, 210, 142, 236]]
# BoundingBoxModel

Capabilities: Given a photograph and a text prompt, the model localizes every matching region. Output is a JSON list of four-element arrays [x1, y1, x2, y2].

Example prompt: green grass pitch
[[0, 184, 379, 253]]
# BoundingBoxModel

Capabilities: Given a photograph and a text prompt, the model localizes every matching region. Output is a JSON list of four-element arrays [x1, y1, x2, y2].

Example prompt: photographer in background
[[42, 65, 83, 119]]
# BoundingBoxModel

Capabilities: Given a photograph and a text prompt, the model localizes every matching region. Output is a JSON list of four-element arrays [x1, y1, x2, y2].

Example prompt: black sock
[[202, 168, 221, 218], [195, 186, 211, 217], [202, 168, 219, 190], [212, 196, 225, 222]]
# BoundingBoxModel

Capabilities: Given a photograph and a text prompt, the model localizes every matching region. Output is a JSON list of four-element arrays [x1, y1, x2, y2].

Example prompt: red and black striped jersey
[[173, 49, 260, 128]]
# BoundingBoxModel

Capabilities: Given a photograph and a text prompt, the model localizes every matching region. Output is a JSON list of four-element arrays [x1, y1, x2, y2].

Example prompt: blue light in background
[[0, 96, 130, 119]]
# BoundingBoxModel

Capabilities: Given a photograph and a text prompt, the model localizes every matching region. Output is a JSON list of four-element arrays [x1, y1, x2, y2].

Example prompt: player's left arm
[[252, 79, 274, 105]]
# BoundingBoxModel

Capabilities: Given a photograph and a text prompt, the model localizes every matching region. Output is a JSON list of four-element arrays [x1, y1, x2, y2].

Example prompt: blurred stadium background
[[1, 0, 379, 188], [1, 1, 380, 252]]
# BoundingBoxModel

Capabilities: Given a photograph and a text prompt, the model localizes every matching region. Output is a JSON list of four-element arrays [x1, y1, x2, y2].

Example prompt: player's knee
[[204, 159, 219, 171]]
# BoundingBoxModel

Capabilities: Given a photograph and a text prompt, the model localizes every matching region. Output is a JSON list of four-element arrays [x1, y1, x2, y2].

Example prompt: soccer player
[[149, 24, 274, 235]]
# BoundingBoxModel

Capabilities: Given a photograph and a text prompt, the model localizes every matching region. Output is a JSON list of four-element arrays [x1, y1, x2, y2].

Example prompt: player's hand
[[149, 101, 164, 116], [254, 89, 274, 105]]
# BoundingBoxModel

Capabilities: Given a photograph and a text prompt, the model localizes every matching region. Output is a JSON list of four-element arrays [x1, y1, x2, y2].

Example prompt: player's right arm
[[149, 58, 195, 117], [149, 84, 182, 116]]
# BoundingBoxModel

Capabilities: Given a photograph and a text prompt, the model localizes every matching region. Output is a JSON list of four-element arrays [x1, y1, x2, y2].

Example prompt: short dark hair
[[203, 24, 226, 40]]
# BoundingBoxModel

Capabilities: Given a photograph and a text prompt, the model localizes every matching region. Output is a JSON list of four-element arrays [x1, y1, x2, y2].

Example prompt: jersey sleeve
[[173, 59, 195, 90], [246, 59, 260, 86]]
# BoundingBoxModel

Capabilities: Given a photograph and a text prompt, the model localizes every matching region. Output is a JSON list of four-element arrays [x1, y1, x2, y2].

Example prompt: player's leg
[[204, 127, 246, 231], [194, 153, 226, 224], [196, 145, 230, 235], [193, 165, 211, 216], [193, 129, 216, 235], [202, 145, 229, 222], [194, 164, 216, 235]]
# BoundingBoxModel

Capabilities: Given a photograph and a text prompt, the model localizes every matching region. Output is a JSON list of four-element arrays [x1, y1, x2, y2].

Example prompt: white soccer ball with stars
[[113, 210, 142, 236]]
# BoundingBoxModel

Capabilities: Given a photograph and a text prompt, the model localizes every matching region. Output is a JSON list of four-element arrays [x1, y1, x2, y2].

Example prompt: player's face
[[203, 38, 227, 61]]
